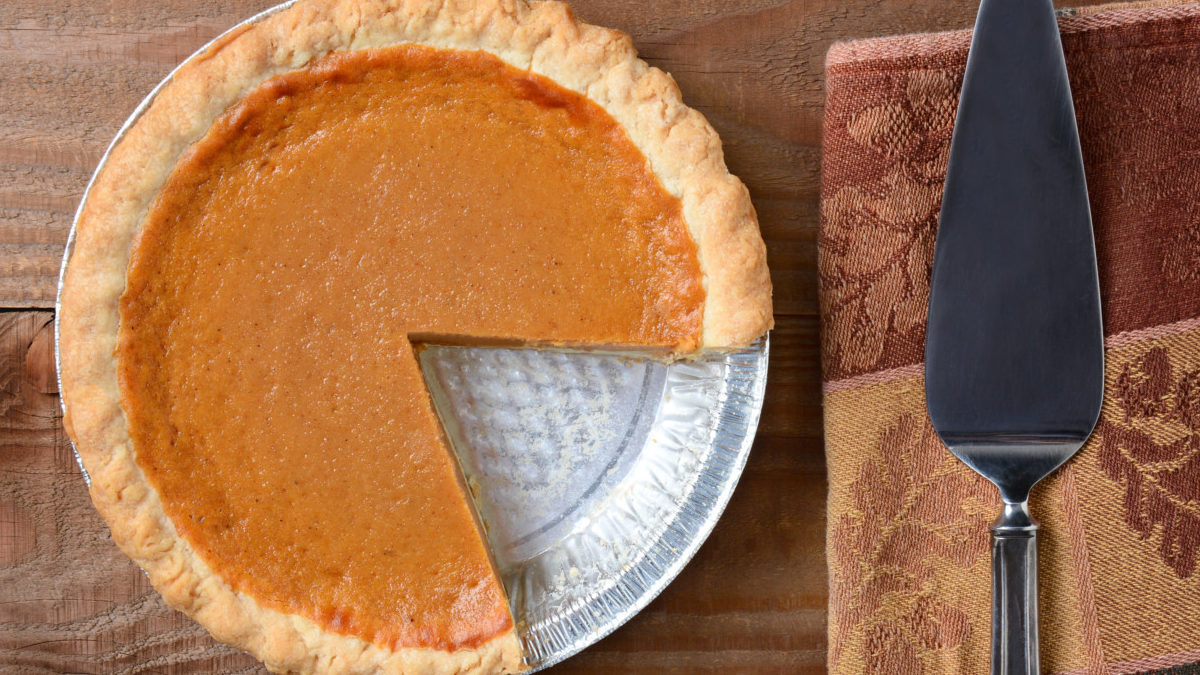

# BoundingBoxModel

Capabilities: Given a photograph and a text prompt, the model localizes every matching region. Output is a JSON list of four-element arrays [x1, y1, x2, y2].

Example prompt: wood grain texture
[[0, 0, 1104, 672], [0, 312, 260, 673]]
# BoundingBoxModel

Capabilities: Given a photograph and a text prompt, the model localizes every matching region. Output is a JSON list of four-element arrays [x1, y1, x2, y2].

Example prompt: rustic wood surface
[[0, 1, 1104, 673]]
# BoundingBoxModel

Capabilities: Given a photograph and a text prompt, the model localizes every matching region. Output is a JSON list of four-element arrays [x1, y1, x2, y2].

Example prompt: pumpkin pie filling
[[118, 45, 704, 651]]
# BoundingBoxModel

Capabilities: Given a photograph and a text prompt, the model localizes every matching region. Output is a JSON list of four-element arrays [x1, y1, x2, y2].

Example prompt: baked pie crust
[[58, 0, 772, 672]]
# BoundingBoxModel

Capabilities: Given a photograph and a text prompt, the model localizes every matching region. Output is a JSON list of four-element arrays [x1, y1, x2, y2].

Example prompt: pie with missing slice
[[57, 0, 772, 672]]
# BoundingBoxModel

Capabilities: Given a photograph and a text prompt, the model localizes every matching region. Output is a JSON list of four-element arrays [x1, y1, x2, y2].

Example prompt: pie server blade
[[923, 0, 1104, 672]]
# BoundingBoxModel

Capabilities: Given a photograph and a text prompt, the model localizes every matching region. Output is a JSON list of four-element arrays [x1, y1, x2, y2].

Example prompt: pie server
[[924, 0, 1105, 673]]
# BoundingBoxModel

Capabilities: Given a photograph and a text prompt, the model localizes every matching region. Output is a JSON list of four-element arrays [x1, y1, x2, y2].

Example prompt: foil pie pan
[[56, 2, 770, 669]]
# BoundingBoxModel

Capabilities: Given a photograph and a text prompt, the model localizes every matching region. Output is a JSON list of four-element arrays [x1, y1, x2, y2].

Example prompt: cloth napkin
[[820, 3, 1200, 673]]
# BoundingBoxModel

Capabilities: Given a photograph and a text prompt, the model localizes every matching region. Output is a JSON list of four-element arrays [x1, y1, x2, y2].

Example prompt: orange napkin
[[819, 3, 1200, 673]]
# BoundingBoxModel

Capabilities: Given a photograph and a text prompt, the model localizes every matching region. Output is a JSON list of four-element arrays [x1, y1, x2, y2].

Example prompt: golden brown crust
[[58, 0, 771, 673]]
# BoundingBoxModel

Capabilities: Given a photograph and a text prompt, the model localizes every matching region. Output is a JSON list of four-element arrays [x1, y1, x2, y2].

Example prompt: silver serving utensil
[[924, 1, 1105, 673]]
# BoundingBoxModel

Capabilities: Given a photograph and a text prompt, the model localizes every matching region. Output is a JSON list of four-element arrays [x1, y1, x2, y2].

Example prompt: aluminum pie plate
[[55, 2, 770, 670]]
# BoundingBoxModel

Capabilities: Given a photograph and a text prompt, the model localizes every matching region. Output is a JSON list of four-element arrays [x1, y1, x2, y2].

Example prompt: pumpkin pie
[[57, 0, 772, 672]]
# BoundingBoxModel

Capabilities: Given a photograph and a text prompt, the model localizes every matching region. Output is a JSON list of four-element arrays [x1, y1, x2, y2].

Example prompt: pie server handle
[[992, 502, 1039, 675]]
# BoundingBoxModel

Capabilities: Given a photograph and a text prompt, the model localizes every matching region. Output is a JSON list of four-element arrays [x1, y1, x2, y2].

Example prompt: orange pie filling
[[118, 45, 704, 651]]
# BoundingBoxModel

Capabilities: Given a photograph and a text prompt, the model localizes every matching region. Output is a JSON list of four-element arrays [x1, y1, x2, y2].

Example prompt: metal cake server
[[924, 0, 1104, 673]]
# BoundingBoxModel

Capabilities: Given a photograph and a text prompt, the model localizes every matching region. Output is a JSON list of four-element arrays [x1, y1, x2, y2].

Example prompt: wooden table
[[0, 1, 1101, 672]]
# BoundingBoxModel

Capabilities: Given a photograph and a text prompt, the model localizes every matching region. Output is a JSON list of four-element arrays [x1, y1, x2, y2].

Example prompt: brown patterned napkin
[[820, 4, 1200, 673]]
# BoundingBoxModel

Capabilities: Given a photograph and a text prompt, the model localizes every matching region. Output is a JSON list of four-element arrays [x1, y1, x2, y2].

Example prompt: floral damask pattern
[[1099, 345, 1200, 578], [819, 70, 959, 378], [823, 9, 1200, 672], [1162, 209, 1200, 284], [830, 413, 991, 672]]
